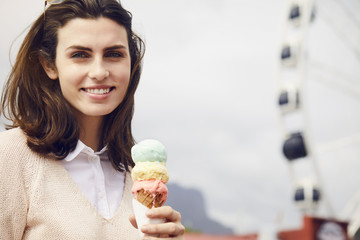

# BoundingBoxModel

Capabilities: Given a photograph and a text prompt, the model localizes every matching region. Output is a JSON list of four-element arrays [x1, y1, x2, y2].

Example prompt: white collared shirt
[[61, 141, 125, 219]]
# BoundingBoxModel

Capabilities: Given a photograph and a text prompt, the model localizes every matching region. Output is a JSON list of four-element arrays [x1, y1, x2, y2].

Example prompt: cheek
[[117, 67, 131, 89], [58, 67, 84, 86], [118, 77, 131, 101], [57, 72, 83, 101]]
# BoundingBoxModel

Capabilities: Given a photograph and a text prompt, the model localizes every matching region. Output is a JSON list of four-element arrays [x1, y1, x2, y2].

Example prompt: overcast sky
[[1, 0, 360, 235]]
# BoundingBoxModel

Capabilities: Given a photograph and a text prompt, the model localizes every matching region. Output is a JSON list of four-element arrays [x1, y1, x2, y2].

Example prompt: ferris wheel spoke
[[309, 71, 360, 101], [315, 132, 360, 155], [317, 4, 360, 62]]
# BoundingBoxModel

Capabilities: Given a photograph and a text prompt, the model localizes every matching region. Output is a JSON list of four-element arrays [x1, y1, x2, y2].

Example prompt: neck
[[77, 115, 104, 152]]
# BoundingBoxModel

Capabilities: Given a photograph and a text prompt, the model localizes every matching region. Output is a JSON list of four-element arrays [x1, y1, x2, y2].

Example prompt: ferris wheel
[[277, 0, 360, 238]]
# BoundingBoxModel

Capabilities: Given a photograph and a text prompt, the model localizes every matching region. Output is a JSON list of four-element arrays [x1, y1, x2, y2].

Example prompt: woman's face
[[45, 17, 131, 123]]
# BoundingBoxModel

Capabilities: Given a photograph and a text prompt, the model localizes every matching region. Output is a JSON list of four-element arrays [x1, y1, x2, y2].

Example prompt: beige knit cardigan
[[0, 128, 140, 240]]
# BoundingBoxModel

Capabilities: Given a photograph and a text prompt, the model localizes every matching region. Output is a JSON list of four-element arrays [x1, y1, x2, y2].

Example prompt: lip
[[81, 85, 115, 100]]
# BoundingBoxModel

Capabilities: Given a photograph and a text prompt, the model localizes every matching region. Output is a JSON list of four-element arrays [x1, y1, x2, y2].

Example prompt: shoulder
[[0, 127, 41, 169], [0, 128, 29, 239], [0, 128, 32, 159], [0, 127, 27, 147], [0, 128, 42, 237], [0, 127, 44, 191]]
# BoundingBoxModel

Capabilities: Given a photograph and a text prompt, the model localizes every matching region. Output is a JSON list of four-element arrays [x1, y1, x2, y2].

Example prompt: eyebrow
[[66, 44, 128, 52]]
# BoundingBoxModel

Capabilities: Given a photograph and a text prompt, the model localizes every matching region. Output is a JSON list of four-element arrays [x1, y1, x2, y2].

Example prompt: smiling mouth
[[82, 87, 115, 94]]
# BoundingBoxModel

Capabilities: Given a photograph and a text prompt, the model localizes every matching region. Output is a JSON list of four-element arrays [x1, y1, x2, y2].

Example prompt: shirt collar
[[64, 140, 108, 162]]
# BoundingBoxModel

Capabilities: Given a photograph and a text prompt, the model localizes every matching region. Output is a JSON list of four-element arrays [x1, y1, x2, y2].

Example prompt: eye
[[71, 51, 90, 58], [105, 51, 124, 58]]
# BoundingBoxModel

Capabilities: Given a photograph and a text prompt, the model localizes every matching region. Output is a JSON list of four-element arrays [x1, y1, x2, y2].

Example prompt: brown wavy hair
[[0, 0, 145, 172]]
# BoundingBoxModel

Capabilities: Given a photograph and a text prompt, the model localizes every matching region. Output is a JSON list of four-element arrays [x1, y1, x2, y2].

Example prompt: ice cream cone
[[137, 189, 164, 209], [131, 139, 168, 238], [132, 198, 165, 238]]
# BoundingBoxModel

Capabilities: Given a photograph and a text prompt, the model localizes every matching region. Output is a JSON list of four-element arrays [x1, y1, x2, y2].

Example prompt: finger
[[128, 214, 138, 229], [141, 222, 185, 237], [146, 206, 181, 223]]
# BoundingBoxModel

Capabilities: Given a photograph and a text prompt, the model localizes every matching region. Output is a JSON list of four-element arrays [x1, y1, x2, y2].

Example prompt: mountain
[[166, 183, 234, 235]]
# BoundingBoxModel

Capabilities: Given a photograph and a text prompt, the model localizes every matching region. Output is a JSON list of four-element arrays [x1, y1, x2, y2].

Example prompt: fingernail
[[141, 225, 149, 232], [146, 210, 153, 217]]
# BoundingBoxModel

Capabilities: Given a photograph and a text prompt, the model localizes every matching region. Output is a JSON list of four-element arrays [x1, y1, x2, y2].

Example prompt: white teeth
[[85, 88, 111, 94]]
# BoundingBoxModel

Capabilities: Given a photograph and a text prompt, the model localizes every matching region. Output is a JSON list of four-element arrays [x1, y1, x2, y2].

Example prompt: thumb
[[129, 214, 138, 229]]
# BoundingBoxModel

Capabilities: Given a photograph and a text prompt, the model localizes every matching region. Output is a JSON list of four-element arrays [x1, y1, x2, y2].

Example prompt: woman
[[0, 0, 185, 239]]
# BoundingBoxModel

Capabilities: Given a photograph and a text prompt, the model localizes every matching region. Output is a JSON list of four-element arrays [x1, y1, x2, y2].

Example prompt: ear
[[39, 56, 58, 80]]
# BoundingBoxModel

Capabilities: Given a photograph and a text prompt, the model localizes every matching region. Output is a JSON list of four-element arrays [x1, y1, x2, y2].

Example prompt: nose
[[88, 58, 109, 80]]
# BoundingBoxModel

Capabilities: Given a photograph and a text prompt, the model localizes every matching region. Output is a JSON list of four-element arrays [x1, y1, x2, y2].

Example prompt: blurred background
[[1, 0, 360, 237]]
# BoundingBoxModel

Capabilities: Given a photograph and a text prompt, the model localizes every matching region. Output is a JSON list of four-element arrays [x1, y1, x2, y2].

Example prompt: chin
[[83, 108, 117, 118]]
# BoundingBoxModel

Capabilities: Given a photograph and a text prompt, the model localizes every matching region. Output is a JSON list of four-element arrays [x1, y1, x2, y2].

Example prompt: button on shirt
[[61, 141, 125, 219]]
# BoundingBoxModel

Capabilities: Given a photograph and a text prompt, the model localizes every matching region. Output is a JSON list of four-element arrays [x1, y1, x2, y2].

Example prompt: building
[[278, 215, 349, 240], [184, 233, 258, 240]]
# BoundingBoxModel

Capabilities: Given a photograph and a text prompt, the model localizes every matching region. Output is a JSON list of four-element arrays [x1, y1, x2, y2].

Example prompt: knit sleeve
[[0, 129, 33, 239]]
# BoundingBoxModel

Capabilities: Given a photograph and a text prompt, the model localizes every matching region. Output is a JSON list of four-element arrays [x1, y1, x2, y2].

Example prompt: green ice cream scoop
[[131, 139, 167, 163]]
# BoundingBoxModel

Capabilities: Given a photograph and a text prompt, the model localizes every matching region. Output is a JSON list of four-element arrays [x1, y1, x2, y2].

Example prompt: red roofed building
[[278, 215, 349, 240], [185, 216, 350, 240], [184, 233, 258, 240]]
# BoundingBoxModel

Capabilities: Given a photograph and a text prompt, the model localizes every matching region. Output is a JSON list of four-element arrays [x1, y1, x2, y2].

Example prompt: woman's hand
[[129, 205, 185, 239]]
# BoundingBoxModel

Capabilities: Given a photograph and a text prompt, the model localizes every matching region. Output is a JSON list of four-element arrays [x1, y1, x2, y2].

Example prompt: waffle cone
[[137, 189, 164, 209], [132, 199, 165, 238]]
